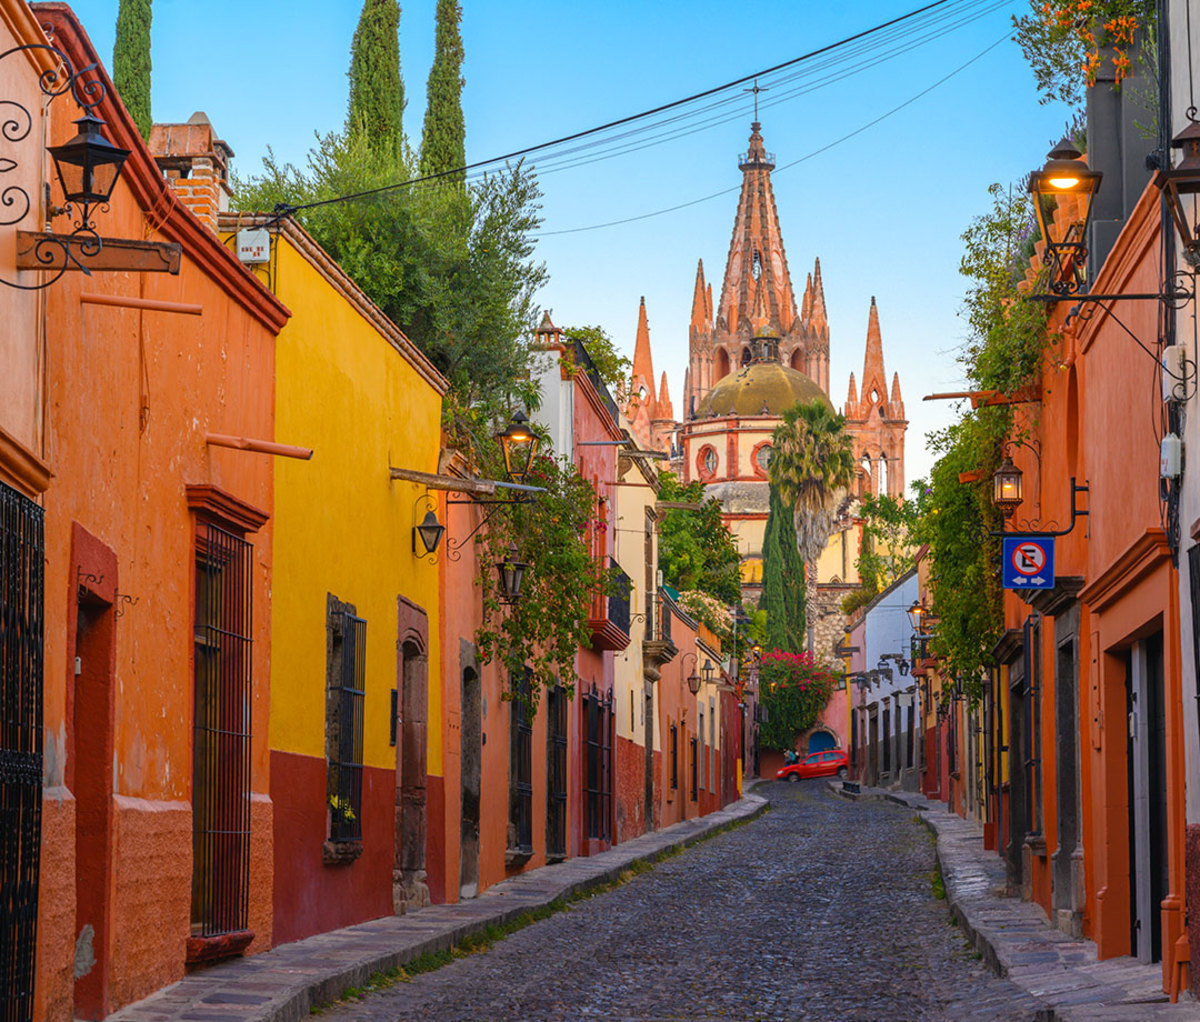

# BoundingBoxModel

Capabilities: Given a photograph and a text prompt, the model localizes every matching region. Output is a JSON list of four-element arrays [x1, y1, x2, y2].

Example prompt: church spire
[[714, 122, 797, 339], [862, 295, 883, 384], [632, 296, 656, 410], [810, 257, 827, 331], [690, 259, 709, 332]]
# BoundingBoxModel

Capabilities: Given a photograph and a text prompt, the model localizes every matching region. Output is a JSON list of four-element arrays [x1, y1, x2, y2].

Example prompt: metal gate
[[0, 483, 45, 1022]]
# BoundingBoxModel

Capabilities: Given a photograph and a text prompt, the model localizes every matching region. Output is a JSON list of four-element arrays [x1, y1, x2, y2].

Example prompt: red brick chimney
[[147, 112, 233, 232]]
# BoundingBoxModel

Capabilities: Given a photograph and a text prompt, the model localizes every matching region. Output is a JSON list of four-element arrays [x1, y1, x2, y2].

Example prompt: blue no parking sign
[[1002, 536, 1055, 590]]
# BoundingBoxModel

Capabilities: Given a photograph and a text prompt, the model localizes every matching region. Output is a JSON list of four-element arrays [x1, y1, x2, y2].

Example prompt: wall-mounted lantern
[[1154, 118, 1200, 267], [48, 112, 129, 217], [496, 545, 528, 605], [992, 457, 1023, 519], [497, 411, 538, 486], [906, 599, 926, 635], [412, 494, 445, 560], [1028, 137, 1102, 297]]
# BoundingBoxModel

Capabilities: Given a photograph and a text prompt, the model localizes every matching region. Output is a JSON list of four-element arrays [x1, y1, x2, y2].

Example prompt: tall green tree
[[759, 484, 806, 652], [348, 0, 405, 158], [655, 472, 741, 605], [768, 399, 856, 564], [419, 0, 466, 184], [113, 0, 152, 140]]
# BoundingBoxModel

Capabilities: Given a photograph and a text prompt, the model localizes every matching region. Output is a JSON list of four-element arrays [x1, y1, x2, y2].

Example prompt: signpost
[[1002, 536, 1055, 590]]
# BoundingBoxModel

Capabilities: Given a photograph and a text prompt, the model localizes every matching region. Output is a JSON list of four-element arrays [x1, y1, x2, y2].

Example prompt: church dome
[[695, 360, 831, 418]]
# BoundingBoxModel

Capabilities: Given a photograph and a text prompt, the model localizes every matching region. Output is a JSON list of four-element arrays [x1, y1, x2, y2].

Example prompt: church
[[623, 120, 908, 656]]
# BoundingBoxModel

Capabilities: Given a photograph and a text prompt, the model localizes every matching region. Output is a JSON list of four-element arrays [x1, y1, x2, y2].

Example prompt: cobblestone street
[[318, 781, 1042, 1021]]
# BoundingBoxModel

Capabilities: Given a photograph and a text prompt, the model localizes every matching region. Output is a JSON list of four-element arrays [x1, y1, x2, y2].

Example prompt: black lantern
[[1028, 137, 1102, 296], [906, 600, 926, 635], [1155, 119, 1200, 267], [687, 669, 701, 696], [48, 113, 130, 213], [992, 456, 1023, 519], [496, 411, 538, 486], [702, 661, 716, 684], [496, 545, 528, 604], [413, 509, 445, 556]]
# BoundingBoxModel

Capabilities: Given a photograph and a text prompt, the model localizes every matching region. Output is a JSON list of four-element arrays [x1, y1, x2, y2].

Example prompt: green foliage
[[473, 445, 602, 707], [759, 485, 805, 653], [235, 131, 546, 422], [959, 184, 1051, 392], [112, 0, 151, 140], [855, 491, 924, 595], [559, 325, 632, 394], [348, 0, 405, 159], [910, 410, 1009, 699], [1012, 0, 1156, 107], [419, 0, 466, 185], [757, 651, 839, 750], [768, 399, 855, 564], [656, 471, 741, 605]]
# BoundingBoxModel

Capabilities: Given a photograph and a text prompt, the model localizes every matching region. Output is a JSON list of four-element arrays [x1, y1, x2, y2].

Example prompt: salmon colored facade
[[214, 215, 447, 944], [0, 6, 289, 1019]]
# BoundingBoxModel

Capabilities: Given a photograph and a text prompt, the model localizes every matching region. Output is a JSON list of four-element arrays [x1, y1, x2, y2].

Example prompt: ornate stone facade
[[621, 121, 908, 661]]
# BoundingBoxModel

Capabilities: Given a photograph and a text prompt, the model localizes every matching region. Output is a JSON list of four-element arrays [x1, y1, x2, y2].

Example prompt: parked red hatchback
[[776, 748, 849, 782]]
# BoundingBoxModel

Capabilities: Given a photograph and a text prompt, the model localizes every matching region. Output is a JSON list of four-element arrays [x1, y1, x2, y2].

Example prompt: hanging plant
[[756, 650, 839, 751]]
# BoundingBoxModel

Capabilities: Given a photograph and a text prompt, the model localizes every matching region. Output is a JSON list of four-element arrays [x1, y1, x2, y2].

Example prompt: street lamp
[[48, 113, 130, 218], [496, 545, 528, 604], [992, 457, 1023, 519], [1028, 137, 1102, 297], [906, 600, 926, 635], [1154, 117, 1200, 267], [496, 411, 538, 486]]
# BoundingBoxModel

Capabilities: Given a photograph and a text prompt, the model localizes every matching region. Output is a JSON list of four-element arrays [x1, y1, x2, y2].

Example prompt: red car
[[776, 748, 849, 782]]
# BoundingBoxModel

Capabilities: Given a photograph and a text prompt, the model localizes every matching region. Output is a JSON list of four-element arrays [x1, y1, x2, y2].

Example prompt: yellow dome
[[695, 361, 831, 418]]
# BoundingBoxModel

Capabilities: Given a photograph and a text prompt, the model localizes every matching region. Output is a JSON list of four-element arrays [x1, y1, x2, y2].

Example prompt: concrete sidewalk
[[835, 781, 1200, 1021], [107, 794, 767, 1022]]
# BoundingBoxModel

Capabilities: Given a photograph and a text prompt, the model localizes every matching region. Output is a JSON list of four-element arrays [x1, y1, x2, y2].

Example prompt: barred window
[[326, 598, 366, 846], [585, 689, 613, 840], [690, 735, 698, 801], [669, 723, 678, 790], [509, 671, 533, 854], [546, 685, 568, 859], [192, 525, 253, 936]]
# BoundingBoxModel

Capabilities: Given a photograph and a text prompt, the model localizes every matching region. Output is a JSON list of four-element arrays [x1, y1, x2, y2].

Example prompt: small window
[[698, 446, 718, 479], [669, 723, 678, 790], [755, 445, 772, 471], [326, 598, 366, 846], [510, 671, 533, 854]]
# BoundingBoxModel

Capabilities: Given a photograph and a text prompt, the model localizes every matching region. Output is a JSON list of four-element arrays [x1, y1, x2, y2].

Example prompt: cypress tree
[[418, 0, 465, 183], [113, 0, 152, 140], [348, 0, 405, 158], [759, 484, 806, 653]]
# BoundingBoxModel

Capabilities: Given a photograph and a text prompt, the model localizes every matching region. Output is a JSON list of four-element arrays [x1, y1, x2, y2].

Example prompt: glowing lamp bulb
[[1048, 175, 1080, 189]]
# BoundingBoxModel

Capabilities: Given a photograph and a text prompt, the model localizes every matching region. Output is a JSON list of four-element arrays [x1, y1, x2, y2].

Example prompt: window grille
[[690, 736, 698, 801], [585, 690, 612, 840], [192, 525, 253, 937], [510, 672, 533, 852], [546, 686, 568, 858], [669, 723, 678, 789], [1190, 545, 1200, 753], [326, 604, 366, 844], [0, 482, 44, 1021]]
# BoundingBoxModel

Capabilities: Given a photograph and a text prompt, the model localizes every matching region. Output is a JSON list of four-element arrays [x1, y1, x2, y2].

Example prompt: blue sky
[[65, 0, 1071, 485]]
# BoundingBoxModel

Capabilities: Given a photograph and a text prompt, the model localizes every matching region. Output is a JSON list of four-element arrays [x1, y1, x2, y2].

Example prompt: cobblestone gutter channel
[[833, 782, 1200, 1021], [108, 795, 768, 1022]]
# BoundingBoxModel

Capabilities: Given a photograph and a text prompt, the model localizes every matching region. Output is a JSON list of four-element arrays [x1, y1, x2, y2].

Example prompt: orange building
[[0, 5, 288, 1019]]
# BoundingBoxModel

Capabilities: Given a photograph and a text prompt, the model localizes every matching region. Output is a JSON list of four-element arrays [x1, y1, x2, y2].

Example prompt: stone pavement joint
[[833, 781, 1200, 1021], [107, 795, 768, 1022]]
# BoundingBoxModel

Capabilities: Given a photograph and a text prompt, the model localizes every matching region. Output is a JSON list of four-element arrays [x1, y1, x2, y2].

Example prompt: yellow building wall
[[257, 235, 444, 774]]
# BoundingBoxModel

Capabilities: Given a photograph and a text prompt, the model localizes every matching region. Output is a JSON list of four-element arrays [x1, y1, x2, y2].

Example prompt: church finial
[[690, 259, 709, 331]]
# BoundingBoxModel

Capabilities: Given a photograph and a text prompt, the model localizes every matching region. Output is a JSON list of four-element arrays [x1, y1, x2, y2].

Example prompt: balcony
[[642, 592, 678, 669], [589, 558, 631, 651]]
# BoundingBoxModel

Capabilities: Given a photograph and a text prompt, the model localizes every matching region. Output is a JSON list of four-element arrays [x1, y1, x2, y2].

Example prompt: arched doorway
[[807, 728, 837, 753], [459, 661, 481, 899]]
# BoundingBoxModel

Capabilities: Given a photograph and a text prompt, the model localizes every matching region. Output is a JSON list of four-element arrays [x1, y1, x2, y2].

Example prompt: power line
[[535, 34, 1010, 238], [275, 0, 963, 217]]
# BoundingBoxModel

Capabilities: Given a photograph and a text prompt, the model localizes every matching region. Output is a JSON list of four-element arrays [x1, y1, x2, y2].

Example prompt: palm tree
[[768, 399, 856, 564]]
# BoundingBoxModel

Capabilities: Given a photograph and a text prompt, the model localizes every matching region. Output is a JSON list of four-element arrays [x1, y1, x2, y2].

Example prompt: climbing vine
[[757, 651, 840, 751], [472, 438, 608, 709]]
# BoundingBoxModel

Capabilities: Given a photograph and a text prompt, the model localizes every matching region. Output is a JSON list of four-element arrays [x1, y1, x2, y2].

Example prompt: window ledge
[[185, 929, 254, 966], [505, 846, 534, 868], [545, 852, 567, 865], [323, 839, 364, 866]]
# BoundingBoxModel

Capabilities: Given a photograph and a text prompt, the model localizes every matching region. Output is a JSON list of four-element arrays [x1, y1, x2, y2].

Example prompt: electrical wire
[[272, 0, 980, 218], [535, 33, 1009, 238]]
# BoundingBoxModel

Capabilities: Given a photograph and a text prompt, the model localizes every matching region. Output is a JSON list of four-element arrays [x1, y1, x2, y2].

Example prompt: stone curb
[[108, 794, 768, 1022], [830, 781, 1200, 1020]]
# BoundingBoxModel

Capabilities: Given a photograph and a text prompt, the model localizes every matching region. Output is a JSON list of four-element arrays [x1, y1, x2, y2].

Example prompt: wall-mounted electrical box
[[237, 229, 271, 264], [1161, 433, 1182, 478], [1163, 345, 1187, 402]]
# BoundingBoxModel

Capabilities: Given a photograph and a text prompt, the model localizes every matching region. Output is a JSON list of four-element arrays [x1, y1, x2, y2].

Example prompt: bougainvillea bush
[[757, 650, 839, 751]]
